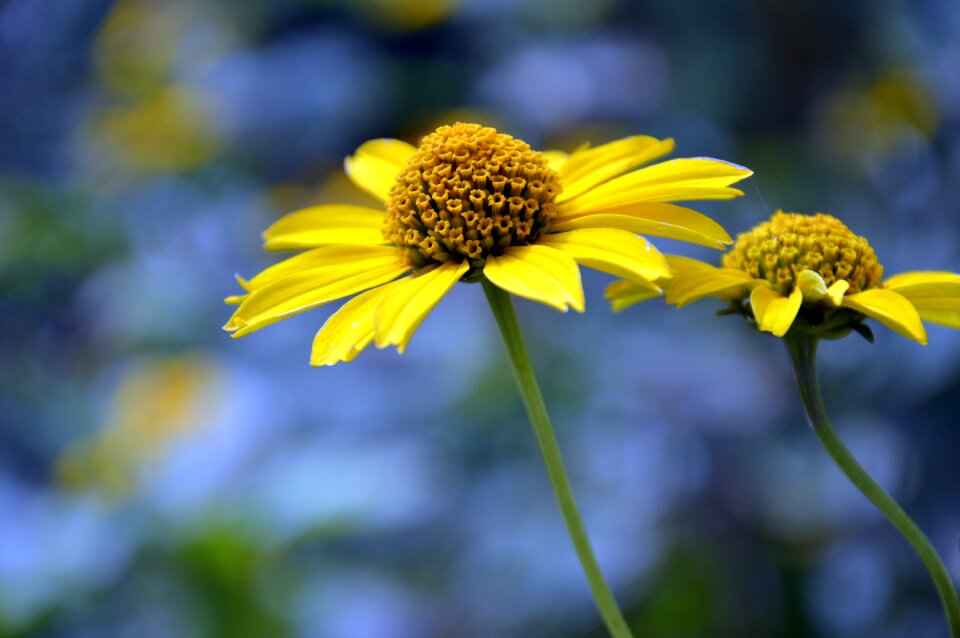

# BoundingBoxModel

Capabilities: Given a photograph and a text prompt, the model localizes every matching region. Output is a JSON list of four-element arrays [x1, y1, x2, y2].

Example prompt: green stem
[[786, 334, 960, 637], [482, 280, 634, 638]]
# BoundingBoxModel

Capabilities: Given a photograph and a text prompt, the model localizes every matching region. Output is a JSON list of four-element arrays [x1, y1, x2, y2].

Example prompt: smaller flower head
[[722, 212, 884, 296], [607, 210, 960, 344]]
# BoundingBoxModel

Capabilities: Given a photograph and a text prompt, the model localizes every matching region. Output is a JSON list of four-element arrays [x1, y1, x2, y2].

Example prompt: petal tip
[[342, 154, 358, 178], [687, 157, 753, 176], [234, 274, 252, 291]]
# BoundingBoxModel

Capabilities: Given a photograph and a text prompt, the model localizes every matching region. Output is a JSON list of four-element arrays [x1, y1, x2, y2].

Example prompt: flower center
[[383, 122, 562, 270], [722, 211, 884, 294]]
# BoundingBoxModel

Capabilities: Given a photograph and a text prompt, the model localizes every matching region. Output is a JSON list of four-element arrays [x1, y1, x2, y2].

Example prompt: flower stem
[[482, 280, 634, 638], [785, 334, 960, 637]]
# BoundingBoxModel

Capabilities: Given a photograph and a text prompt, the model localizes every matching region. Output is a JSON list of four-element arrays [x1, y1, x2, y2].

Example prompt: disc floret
[[383, 123, 562, 274], [723, 211, 884, 295]]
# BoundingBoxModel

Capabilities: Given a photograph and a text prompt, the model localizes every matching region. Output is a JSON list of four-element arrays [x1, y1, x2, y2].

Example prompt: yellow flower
[[56, 355, 220, 499], [608, 210, 960, 344], [225, 122, 752, 364]]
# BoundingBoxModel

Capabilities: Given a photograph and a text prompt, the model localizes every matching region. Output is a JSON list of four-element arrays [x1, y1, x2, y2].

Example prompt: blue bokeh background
[[1, 0, 959, 636]]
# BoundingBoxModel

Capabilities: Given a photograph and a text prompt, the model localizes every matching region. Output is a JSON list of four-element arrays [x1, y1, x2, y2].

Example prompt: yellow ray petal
[[373, 260, 469, 352], [826, 280, 849, 307], [556, 136, 675, 203], [225, 259, 411, 337], [665, 254, 719, 274], [483, 245, 585, 313], [262, 204, 386, 251], [618, 157, 752, 187], [235, 274, 252, 292], [344, 138, 416, 202], [310, 281, 400, 366], [749, 286, 778, 325], [797, 270, 828, 302], [542, 150, 569, 173], [751, 286, 802, 337], [245, 245, 404, 291], [552, 201, 733, 249], [883, 271, 960, 313], [842, 288, 927, 344], [883, 270, 960, 291], [363, 137, 418, 166], [887, 297, 960, 311], [539, 228, 670, 283], [665, 265, 758, 308], [604, 279, 664, 312], [559, 157, 753, 216], [913, 309, 960, 329], [660, 254, 738, 297]]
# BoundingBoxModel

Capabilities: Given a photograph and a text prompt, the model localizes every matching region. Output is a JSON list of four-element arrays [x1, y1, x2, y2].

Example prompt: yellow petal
[[552, 202, 733, 249], [883, 270, 960, 292], [373, 260, 469, 352], [619, 157, 752, 187], [245, 245, 404, 291], [749, 285, 777, 324], [556, 136, 675, 202], [539, 228, 670, 283], [604, 279, 664, 312], [262, 204, 385, 250], [225, 258, 410, 337], [750, 286, 802, 337], [224, 275, 252, 305], [363, 137, 418, 166], [235, 274, 252, 291], [483, 245, 585, 312], [797, 270, 828, 302], [344, 138, 415, 202], [912, 309, 960, 329], [665, 264, 758, 308], [310, 281, 399, 366], [559, 157, 753, 216], [883, 271, 960, 313], [665, 254, 720, 275], [542, 150, 569, 173], [826, 280, 850, 307], [884, 297, 960, 311], [842, 288, 928, 344]]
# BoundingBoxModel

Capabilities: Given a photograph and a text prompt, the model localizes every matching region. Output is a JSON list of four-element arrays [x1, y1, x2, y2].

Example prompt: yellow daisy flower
[[225, 122, 752, 364], [607, 210, 960, 344]]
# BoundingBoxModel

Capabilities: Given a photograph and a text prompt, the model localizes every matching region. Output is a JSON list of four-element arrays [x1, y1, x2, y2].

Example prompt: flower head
[[225, 122, 752, 365], [608, 210, 960, 344], [383, 123, 562, 274]]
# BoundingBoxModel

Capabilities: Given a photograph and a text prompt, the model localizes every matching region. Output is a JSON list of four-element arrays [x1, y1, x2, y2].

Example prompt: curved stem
[[482, 280, 634, 638], [786, 334, 960, 637]]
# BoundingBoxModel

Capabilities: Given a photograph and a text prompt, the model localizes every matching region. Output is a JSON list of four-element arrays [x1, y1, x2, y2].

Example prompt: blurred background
[[2, 0, 959, 636]]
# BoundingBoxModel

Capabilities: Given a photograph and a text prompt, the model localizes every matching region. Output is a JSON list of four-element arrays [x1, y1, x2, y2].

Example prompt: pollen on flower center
[[383, 122, 562, 270], [723, 211, 884, 294]]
